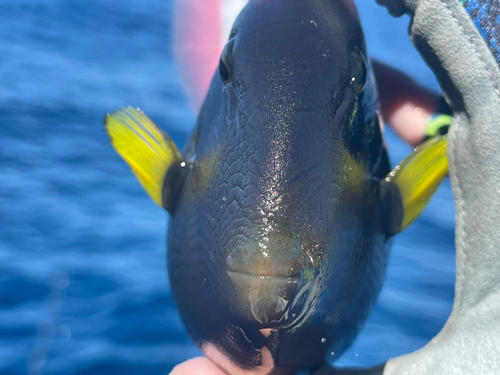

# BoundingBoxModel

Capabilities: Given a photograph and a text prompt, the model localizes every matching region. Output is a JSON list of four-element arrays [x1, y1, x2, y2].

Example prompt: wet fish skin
[[168, 0, 391, 369], [105, 0, 448, 371]]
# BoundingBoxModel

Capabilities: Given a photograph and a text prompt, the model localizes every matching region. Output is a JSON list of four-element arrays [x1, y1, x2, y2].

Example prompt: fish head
[[105, 0, 447, 370], [168, 0, 391, 370]]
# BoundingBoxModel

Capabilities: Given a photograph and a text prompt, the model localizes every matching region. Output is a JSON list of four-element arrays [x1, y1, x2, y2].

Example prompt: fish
[[104, 0, 448, 372]]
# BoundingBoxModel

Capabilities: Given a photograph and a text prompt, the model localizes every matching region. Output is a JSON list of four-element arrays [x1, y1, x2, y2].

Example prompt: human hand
[[169, 351, 297, 375], [170, 357, 229, 375]]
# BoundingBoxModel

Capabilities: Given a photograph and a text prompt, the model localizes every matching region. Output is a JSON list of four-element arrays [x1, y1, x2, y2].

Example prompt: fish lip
[[225, 257, 304, 279], [226, 270, 302, 326], [226, 270, 301, 282]]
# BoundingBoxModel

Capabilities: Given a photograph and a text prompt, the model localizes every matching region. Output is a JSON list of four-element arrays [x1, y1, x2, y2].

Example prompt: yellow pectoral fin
[[104, 106, 183, 209], [424, 114, 452, 139], [384, 135, 448, 233]]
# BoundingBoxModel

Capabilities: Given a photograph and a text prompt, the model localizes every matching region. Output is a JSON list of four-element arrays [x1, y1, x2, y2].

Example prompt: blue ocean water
[[0, 1, 455, 374]]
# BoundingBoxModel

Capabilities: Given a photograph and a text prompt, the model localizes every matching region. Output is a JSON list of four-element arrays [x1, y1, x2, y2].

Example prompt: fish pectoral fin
[[382, 135, 448, 235], [423, 114, 452, 140], [104, 106, 185, 212]]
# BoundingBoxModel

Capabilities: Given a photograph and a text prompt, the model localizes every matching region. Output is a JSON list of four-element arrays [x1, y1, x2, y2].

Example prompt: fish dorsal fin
[[104, 107, 185, 212], [383, 135, 448, 235]]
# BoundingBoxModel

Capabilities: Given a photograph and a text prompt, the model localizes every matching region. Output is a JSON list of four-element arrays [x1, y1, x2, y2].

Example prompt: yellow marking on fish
[[386, 135, 448, 231], [104, 106, 182, 208]]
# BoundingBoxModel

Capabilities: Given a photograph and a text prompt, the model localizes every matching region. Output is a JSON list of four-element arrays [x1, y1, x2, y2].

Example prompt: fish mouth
[[227, 270, 301, 283], [227, 270, 301, 326]]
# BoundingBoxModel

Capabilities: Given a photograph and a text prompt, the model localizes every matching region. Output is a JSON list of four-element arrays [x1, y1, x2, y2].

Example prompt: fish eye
[[219, 56, 232, 84], [219, 42, 234, 84], [349, 49, 366, 95]]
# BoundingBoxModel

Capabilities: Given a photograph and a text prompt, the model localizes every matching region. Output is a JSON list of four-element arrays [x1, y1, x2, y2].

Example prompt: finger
[[169, 357, 229, 375]]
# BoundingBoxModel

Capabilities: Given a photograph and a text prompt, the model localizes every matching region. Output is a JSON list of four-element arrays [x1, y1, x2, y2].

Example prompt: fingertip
[[169, 357, 228, 375]]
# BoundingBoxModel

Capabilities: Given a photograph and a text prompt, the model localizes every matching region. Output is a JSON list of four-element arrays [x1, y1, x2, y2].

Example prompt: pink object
[[173, 0, 249, 111], [173, 0, 224, 111]]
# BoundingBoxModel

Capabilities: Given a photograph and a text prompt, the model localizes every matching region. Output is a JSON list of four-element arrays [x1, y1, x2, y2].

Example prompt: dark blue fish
[[105, 0, 447, 371]]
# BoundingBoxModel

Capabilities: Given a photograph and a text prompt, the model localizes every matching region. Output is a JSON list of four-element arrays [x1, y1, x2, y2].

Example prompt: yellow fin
[[384, 135, 448, 232], [424, 114, 452, 138], [104, 106, 183, 208]]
